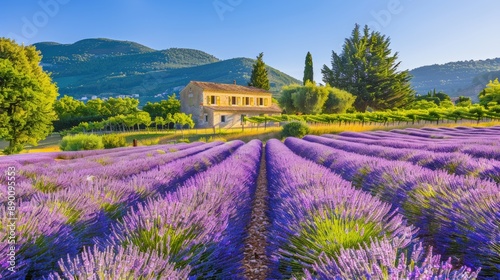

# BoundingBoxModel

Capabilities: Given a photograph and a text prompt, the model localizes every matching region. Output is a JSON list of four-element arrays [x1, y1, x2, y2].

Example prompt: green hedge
[[102, 134, 127, 149], [60, 134, 104, 151], [281, 122, 310, 139]]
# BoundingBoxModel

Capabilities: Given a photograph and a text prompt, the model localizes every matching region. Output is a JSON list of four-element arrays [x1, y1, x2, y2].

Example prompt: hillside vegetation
[[410, 57, 500, 99], [34, 38, 300, 104]]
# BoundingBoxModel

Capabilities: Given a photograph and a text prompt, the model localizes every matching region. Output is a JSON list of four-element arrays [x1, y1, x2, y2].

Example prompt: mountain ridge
[[409, 57, 500, 100], [33, 38, 299, 105], [33, 38, 500, 104]]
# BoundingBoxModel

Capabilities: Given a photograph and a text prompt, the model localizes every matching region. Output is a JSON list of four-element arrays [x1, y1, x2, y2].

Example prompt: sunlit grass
[[308, 119, 500, 135], [279, 213, 383, 278], [1, 119, 498, 155]]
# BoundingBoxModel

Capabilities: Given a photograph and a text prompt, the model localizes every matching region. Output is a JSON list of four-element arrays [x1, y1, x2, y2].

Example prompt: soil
[[242, 145, 270, 280]]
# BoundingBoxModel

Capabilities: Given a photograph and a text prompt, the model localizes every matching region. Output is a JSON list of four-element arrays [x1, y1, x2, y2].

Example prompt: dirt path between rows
[[242, 145, 270, 280]]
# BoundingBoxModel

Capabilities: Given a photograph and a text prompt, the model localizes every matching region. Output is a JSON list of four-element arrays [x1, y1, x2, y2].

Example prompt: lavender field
[[1, 126, 499, 279]]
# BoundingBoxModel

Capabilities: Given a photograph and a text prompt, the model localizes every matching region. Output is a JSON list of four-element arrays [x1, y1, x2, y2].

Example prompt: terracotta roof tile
[[190, 81, 271, 95]]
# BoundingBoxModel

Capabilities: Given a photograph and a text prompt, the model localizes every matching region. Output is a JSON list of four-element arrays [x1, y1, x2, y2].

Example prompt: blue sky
[[1, 0, 500, 82]]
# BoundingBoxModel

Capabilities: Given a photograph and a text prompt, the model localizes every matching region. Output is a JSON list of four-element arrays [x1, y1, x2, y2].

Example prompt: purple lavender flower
[[47, 245, 191, 279], [285, 136, 498, 277], [266, 139, 415, 279], [297, 238, 480, 280]]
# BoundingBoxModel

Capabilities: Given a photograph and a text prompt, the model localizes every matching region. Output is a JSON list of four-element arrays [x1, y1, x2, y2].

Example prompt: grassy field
[[0, 134, 63, 154], [1, 119, 499, 155]]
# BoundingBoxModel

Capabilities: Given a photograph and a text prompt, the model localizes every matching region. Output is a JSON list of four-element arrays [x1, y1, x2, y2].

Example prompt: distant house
[[180, 81, 282, 128]]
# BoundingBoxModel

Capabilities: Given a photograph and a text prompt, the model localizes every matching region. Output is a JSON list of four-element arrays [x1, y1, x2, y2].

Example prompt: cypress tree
[[303, 51, 314, 85], [248, 52, 270, 90]]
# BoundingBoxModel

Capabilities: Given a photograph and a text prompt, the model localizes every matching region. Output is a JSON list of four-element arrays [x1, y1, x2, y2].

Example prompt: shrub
[[102, 134, 127, 149], [281, 121, 310, 139], [177, 138, 190, 143], [204, 136, 227, 143], [60, 134, 104, 151], [139, 138, 160, 146]]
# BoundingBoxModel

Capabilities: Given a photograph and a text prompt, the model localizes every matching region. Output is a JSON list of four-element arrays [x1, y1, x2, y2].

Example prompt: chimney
[[233, 80, 236, 85]]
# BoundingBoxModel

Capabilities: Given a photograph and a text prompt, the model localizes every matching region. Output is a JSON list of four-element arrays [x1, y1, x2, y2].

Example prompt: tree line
[[55, 94, 195, 136], [66, 111, 194, 137], [53, 94, 182, 130], [245, 105, 500, 126], [252, 24, 498, 118]]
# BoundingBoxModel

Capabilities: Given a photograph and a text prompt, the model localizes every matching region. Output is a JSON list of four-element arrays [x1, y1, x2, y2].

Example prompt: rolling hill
[[409, 57, 500, 100], [34, 38, 500, 104], [33, 38, 300, 105]]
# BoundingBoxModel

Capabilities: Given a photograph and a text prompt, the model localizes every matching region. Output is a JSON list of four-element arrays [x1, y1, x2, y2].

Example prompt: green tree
[[455, 96, 472, 107], [143, 94, 181, 118], [173, 112, 194, 137], [469, 105, 485, 124], [165, 113, 175, 130], [54, 96, 140, 132], [104, 97, 139, 116], [278, 87, 296, 113], [279, 82, 353, 114], [53, 96, 105, 132], [415, 89, 451, 106], [112, 114, 127, 132], [248, 52, 270, 90], [322, 87, 356, 114], [408, 100, 438, 110], [154, 116, 165, 130], [0, 38, 58, 154], [135, 111, 152, 130], [478, 78, 500, 108], [322, 24, 414, 112], [84, 98, 111, 117], [303, 51, 314, 85], [432, 90, 451, 103], [292, 82, 330, 114], [449, 108, 468, 123], [54, 95, 85, 119], [439, 100, 454, 109]]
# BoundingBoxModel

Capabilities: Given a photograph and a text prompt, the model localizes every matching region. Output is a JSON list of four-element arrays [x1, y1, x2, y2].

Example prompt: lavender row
[[327, 133, 500, 161], [331, 132, 491, 150], [408, 126, 500, 137], [285, 137, 500, 277], [48, 245, 191, 279], [0, 142, 192, 166], [389, 128, 500, 140], [53, 142, 198, 160], [0, 141, 244, 278], [344, 129, 500, 145], [265, 139, 419, 278], [304, 135, 500, 183], [417, 127, 500, 136], [48, 140, 262, 279], [349, 125, 500, 141], [0, 142, 224, 204], [0, 142, 203, 192], [60, 142, 201, 162], [298, 239, 480, 280], [20, 141, 208, 180], [371, 128, 500, 143]]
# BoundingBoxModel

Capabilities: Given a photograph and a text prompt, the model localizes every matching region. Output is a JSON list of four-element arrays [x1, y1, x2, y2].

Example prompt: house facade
[[180, 81, 282, 128]]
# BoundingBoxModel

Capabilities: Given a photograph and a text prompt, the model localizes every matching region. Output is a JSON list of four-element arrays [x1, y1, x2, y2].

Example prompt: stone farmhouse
[[180, 81, 282, 128]]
